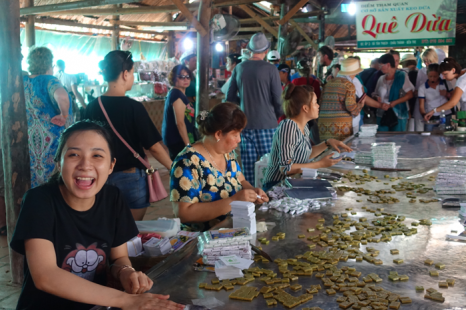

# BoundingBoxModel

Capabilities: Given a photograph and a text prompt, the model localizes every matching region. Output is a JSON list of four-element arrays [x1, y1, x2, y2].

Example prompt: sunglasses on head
[[178, 75, 191, 80], [280, 68, 290, 73]]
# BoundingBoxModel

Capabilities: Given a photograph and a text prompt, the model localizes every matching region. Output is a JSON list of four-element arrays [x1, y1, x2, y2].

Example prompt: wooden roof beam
[[171, 0, 207, 36], [110, 20, 189, 27], [289, 20, 318, 50], [239, 4, 278, 38], [279, 0, 309, 25], [240, 11, 322, 24], [33, 0, 258, 16], [20, 0, 140, 15]]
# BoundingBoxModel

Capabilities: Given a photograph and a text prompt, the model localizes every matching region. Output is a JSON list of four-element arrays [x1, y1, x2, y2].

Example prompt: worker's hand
[[233, 189, 259, 203], [317, 154, 342, 169], [122, 294, 184, 310], [424, 110, 435, 121], [382, 104, 390, 111], [51, 114, 67, 127], [327, 139, 353, 153], [120, 268, 153, 294], [253, 188, 269, 204]]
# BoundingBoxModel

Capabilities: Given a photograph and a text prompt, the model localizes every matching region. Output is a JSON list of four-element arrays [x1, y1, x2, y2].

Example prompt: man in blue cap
[[227, 32, 283, 184]]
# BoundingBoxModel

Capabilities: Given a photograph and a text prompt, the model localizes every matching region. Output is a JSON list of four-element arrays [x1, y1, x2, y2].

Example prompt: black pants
[[167, 141, 186, 161]]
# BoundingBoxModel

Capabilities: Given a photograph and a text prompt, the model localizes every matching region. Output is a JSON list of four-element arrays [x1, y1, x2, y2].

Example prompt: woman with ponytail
[[425, 57, 466, 121], [169, 102, 268, 231], [84, 51, 172, 221], [262, 85, 352, 191]]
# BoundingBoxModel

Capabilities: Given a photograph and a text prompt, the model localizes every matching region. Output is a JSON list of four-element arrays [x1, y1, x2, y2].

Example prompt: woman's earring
[[217, 139, 220, 142]]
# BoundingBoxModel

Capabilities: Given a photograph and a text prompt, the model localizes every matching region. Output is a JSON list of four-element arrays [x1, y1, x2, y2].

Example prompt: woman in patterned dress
[[23, 47, 72, 187], [170, 102, 268, 231]]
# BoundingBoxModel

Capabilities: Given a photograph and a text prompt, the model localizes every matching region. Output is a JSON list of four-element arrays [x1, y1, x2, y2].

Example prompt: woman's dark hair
[[427, 63, 440, 74], [49, 120, 115, 184], [318, 46, 334, 61], [227, 54, 241, 66], [98, 50, 134, 82], [282, 84, 315, 118], [196, 102, 247, 136], [168, 64, 194, 87], [439, 57, 462, 75], [389, 49, 400, 57], [379, 54, 396, 68], [332, 64, 341, 70]]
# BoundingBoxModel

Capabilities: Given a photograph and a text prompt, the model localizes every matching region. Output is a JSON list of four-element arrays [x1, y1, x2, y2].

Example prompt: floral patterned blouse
[[170, 146, 243, 231]]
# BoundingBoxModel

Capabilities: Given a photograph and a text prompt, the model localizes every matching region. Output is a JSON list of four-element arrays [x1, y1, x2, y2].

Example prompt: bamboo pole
[[172, 0, 208, 36], [196, 0, 212, 114], [40, 0, 258, 16], [239, 5, 278, 38], [278, 0, 308, 26], [0, 0, 30, 285], [20, 0, 137, 15], [290, 20, 318, 50]]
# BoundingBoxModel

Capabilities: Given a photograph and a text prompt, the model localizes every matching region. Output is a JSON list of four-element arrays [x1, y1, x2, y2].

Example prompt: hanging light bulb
[[183, 38, 193, 50], [215, 42, 224, 52], [348, 2, 357, 15]]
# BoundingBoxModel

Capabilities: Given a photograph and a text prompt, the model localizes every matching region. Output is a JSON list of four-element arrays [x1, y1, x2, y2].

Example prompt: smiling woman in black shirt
[[85, 51, 172, 221], [10, 121, 183, 310]]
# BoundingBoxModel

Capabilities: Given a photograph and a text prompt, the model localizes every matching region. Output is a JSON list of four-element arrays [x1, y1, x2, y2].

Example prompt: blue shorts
[[107, 168, 150, 210]]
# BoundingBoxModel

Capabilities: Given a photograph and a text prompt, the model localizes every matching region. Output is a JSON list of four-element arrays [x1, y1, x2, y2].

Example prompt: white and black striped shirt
[[263, 119, 313, 185]]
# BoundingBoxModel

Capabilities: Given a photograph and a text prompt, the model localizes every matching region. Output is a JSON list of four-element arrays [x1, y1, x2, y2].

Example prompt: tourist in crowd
[[389, 50, 401, 69], [318, 60, 362, 141], [326, 64, 340, 82], [400, 54, 418, 121], [359, 58, 379, 86], [292, 59, 321, 100], [267, 50, 280, 66], [413, 48, 439, 130], [374, 53, 414, 132], [55, 59, 86, 121], [170, 103, 268, 231], [418, 64, 449, 131], [181, 50, 197, 103], [162, 64, 197, 160], [290, 58, 317, 82], [221, 53, 241, 98], [425, 58, 466, 121], [227, 32, 283, 184], [263, 85, 351, 191], [85, 51, 172, 221], [24, 47, 72, 188], [10, 121, 184, 310], [278, 64, 291, 90], [317, 45, 334, 68], [439, 57, 464, 96]]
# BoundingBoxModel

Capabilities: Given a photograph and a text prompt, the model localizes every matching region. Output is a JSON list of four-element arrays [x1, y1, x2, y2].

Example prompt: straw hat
[[247, 32, 271, 53], [338, 58, 363, 75], [400, 54, 417, 63]]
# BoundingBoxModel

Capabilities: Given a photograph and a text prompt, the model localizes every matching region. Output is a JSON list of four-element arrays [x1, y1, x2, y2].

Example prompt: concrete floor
[[0, 157, 174, 309]]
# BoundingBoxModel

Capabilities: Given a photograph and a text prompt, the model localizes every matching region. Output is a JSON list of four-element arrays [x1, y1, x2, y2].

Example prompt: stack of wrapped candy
[[354, 151, 373, 165], [359, 124, 378, 137], [435, 160, 466, 195], [231, 201, 256, 234], [372, 142, 399, 169], [197, 228, 253, 265]]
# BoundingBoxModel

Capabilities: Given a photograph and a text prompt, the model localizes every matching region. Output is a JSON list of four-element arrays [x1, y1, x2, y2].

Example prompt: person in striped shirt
[[262, 84, 352, 191]]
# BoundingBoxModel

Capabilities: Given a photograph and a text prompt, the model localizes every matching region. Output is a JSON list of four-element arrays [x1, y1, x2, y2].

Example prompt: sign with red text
[[356, 0, 457, 48]]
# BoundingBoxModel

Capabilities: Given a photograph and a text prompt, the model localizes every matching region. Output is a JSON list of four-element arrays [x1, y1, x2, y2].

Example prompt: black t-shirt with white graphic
[[10, 183, 139, 310]]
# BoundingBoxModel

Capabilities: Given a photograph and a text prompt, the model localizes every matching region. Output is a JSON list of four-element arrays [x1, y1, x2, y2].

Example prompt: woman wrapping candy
[[262, 85, 352, 191], [169, 102, 268, 231]]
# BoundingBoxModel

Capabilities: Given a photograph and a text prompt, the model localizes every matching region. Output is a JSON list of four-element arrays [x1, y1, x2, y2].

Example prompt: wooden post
[[111, 5, 120, 50], [172, 0, 208, 36], [318, 13, 325, 42], [167, 13, 176, 58], [24, 0, 35, 48], [0, 0, 31, 285], [278, 0, 308, 25], [196, 0, 212, 115], [277, 3, 288, 63]]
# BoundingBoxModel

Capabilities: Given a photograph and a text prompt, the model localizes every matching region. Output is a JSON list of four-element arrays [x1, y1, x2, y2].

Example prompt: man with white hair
[[227, 32, 283, 184]]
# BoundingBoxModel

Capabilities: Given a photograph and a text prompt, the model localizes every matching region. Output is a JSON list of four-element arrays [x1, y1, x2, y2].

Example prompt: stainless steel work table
[[144, 133, 466, 310]]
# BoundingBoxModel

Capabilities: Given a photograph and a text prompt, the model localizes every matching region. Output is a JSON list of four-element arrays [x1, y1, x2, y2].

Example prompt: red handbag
[[98, 97, 168, 202]]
